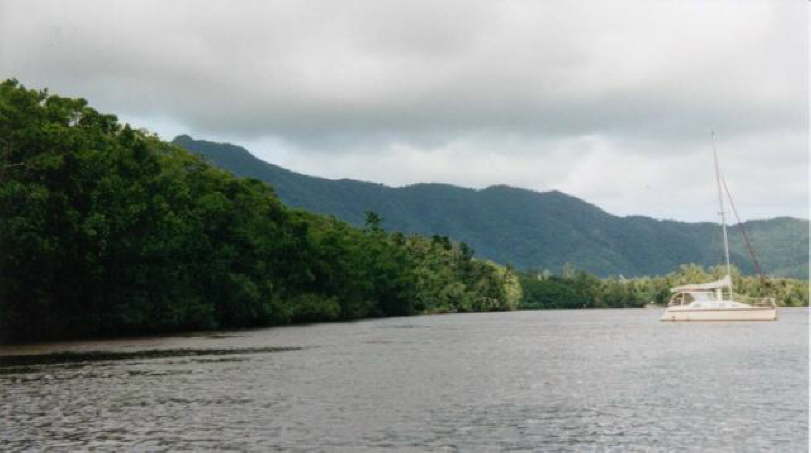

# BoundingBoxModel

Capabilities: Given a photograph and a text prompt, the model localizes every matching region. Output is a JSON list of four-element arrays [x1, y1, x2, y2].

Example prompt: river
[[1, 308, 807, 451]]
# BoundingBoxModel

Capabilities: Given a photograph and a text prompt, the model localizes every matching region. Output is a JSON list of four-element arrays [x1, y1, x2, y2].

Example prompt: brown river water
[[1, 308, 807, 451]]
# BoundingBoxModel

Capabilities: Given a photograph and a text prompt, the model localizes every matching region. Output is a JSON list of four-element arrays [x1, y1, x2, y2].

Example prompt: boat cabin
[[666, 274, 775, 310], [667, 275, 732, 306]]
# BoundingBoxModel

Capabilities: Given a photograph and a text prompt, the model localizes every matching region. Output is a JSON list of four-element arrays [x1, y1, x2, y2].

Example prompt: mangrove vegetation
[[0, 80, 806, 343], [0, 79, 520, 342]]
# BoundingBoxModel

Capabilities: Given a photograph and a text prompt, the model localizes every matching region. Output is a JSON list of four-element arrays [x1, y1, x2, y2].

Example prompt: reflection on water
[[0, 346, 304, 367], [1, 308, 807, 451]]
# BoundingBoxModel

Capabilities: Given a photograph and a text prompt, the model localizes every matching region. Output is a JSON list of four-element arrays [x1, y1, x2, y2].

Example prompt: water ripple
[[0, 308, 807, 451]]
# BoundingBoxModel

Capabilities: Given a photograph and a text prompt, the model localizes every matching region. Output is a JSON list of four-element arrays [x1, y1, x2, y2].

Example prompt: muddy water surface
[[1, 308, 807, 451]]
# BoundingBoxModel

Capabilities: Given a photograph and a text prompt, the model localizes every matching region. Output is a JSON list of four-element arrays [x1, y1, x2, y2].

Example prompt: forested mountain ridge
[[174, 135, 809, 279], [1, 80, 804, 343]]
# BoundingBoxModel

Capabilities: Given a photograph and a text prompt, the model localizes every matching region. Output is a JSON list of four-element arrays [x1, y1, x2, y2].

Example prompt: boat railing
[[731, 294, 777, 308], [667, 291, 777, 308]]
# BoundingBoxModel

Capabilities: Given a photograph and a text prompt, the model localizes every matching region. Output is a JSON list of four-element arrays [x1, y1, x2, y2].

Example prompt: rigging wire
[[720, 175, 766, 283]]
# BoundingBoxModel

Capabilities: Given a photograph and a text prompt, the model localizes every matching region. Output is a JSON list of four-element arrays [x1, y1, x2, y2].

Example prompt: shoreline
[[2, 306, 806, 354]]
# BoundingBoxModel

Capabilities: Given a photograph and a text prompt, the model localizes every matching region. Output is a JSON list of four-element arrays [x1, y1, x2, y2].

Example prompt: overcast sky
[[1, 1, 807, 222]]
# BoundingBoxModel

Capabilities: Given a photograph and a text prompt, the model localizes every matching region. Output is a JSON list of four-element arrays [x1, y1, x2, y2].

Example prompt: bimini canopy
[[670, 275, 732, 293]]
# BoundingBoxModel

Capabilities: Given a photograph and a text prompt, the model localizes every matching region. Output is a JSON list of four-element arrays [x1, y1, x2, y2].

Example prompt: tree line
[[0, 80, 805, 343], [0, 80, 519, 342], [518, 263, 808, 309]]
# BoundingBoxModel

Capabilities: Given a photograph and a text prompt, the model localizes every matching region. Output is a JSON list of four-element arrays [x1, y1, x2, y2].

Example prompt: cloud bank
[[1, 0, 807, 221]]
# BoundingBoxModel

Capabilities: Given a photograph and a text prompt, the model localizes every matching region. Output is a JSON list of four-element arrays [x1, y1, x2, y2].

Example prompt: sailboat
[[660, 134, 777, 322]]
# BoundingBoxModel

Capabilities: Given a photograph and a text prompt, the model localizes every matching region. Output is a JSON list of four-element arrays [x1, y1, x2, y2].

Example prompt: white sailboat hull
[[660, 306, 777, 322]]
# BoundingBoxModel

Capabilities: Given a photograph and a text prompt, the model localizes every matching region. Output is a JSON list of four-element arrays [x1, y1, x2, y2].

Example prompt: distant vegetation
[[519, 263, 808, 309], [0, 80, 518, 342], [0, 80, 805, 343], [175, 135, 809, 279]]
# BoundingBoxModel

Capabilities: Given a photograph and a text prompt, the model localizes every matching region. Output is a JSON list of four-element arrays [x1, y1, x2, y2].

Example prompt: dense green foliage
[[175, 135, 809, 279], [0, 80, 518, 342], [0, 80, 804, 343], [519, 263, 808, 309]]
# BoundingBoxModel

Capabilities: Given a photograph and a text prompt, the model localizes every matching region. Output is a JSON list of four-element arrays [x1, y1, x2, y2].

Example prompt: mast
[[711, 131, 732, 284]]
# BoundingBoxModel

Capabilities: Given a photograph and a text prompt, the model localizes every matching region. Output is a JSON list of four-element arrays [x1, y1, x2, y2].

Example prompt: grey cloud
[[0, 0, 806, 221]]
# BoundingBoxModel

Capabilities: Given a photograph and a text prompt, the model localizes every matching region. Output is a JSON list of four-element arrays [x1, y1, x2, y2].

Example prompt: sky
[[1, 0, 807, 222]]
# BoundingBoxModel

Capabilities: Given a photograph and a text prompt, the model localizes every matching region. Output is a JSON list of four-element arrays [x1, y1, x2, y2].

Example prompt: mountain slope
[[173, 135, 809, 278]]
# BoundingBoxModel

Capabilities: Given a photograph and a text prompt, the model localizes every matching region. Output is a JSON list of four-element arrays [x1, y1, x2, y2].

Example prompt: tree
[[364, 210, 383, 233]]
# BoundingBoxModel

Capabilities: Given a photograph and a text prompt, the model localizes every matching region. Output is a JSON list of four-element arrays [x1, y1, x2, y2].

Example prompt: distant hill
[[173, 135, 809, 278]]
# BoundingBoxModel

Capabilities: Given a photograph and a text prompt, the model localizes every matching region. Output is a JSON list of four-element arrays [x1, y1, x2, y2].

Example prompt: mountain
[[173, 135, 809, 278]]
